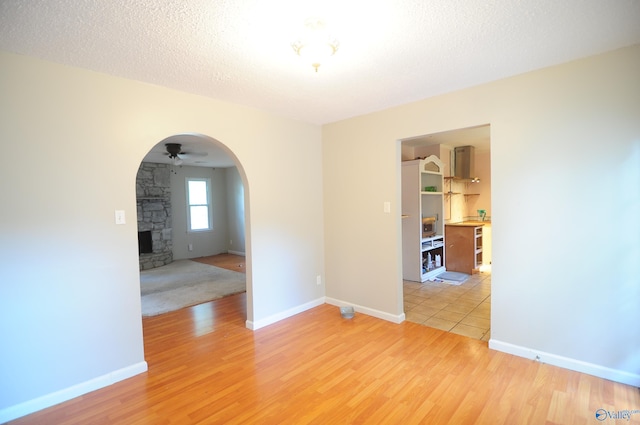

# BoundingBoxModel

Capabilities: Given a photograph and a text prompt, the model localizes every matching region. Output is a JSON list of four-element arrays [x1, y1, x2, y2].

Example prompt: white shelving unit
[[401, 156, 446, 282], [474, 226, 483, 269]]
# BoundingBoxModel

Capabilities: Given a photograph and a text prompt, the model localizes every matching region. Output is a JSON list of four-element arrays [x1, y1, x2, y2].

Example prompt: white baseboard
[[246, 297, 325, 330], [0, 361, 148, 423], [489, 339, 640, 387], [325, 297, 406, 324], [245, 297, 406, 330], [227, 250, 245, 256]]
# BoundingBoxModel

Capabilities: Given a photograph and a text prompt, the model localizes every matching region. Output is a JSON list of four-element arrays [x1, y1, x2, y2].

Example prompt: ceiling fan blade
[[180, 151, 208, 157]]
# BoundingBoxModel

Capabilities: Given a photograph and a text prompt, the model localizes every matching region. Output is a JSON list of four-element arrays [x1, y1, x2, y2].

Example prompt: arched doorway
[[136, 133, 251, 322]]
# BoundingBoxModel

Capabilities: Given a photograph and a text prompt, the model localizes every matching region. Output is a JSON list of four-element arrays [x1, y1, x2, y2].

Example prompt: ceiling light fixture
[[291, 17, 339, 72]]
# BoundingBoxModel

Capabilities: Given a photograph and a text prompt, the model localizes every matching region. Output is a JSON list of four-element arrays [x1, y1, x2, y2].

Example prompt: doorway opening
[[136, 133, 250, 322], [400, 124, 492, 341]]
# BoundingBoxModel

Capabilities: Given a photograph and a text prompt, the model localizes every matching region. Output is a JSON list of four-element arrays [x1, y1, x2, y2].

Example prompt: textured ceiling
[[1, 1, 639, 166], [2, 0, 640, 126]]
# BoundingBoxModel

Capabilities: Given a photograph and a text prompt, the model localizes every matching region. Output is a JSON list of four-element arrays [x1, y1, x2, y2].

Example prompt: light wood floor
[[192, 253, 246, 273], [9, 292, 639, 424], [201, 254, 492, 341]]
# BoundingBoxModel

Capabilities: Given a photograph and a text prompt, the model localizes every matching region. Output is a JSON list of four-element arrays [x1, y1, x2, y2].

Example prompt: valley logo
[[595, 408, 640, 421]]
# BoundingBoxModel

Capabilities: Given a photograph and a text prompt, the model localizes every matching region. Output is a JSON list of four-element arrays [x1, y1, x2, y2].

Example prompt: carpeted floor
[[140, 259, 246, 316]]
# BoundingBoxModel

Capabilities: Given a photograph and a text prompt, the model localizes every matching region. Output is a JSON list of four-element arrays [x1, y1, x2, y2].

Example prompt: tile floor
[[403, 269, 491, 341]]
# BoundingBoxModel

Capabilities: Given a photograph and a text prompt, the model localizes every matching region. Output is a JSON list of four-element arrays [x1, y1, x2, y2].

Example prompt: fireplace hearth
[[138, 230, 152, 254]]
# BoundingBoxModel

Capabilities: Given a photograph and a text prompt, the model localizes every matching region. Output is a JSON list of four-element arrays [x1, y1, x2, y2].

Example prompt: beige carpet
[[140, 260, 246, 316]]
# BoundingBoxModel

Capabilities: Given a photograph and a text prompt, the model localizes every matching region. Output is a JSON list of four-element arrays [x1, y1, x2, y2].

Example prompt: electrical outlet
[[188, 244, 193, 251], [316, 275, 322, 286]]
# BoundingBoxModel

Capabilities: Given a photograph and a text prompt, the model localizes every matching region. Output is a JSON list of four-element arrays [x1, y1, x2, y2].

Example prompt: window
[[187, 178, 212, 231]]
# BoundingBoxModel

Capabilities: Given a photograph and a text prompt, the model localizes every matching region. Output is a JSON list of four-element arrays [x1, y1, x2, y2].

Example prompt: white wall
[[323, 45, 640, 385], [465, 149, 491, 219], [226, 167, 246, 255], [446, 148, 491, 222], [0, 51, 325, 421], [162, 163, 246, 259], [171, 165, 230, 259]]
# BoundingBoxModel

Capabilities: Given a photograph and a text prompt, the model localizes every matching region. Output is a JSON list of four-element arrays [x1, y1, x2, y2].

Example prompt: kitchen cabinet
[[401, 156, 446, 282], [444, 223, 483, 274]]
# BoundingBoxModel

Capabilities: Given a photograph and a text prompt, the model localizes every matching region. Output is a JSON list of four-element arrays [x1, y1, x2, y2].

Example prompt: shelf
[[422, 235, 443, 254], [402, 157, 445, 283], [422, 244, 444, 253], [444, 176, 480, 183], [444, 175, 478, 198]]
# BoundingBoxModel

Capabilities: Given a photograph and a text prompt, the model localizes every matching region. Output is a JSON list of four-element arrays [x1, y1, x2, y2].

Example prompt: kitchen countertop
[[445, 221, 490, 227]]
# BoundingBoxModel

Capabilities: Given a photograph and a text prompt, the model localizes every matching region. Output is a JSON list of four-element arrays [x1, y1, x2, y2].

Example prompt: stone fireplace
[[136, 163, 173, 270]]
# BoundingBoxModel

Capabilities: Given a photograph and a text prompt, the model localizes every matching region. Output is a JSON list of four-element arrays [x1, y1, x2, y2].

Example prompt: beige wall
[[323, 44, 640, 385], [0, 51, 325, 419], [1, 43, 639, 422], [225, 166, 246, 255], [446, 148, 491, 222], [467, 149, 491, 219], [170, 165, 230, 260]]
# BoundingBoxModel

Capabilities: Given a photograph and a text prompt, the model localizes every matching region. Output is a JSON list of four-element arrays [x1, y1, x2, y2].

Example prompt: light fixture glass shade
[[292, 18, 339, 72]]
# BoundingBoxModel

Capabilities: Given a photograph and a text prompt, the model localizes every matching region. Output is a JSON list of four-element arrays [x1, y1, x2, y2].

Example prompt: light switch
[[383, 201, 391, 214], [115, 210, 126, 225]]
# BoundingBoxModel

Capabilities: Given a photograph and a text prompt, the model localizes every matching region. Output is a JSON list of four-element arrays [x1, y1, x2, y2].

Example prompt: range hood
[[454, 146, 477, 180]]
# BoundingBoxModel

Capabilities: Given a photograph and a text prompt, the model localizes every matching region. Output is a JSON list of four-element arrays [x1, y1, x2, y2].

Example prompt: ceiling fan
[[164, 143, 207, 165]]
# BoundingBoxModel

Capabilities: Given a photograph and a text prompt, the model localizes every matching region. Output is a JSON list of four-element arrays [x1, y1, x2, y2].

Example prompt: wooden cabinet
[[402, 156, 446, 282], [444, 224, 483, 274]]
